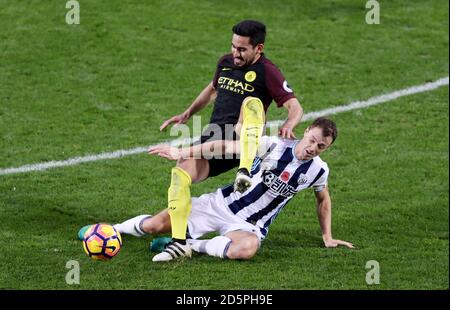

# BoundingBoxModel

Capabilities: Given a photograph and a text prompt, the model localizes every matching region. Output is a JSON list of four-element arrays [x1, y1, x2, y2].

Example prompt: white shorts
[[187, 189, 264, 241]]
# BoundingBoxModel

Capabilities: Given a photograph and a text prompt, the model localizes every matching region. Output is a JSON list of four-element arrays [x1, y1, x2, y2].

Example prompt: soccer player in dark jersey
[[154, 20, 303, 261]]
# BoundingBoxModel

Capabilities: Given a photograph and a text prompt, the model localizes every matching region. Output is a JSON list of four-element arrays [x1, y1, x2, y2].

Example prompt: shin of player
[[167, 167, 192, 243], [234, 97, 265, 193], [149, 166, 193, 262]]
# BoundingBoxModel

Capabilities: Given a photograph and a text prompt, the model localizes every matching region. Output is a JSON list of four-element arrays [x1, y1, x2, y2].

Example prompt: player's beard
[[233, 57, 245, 67], [234, 54, 256, 67]]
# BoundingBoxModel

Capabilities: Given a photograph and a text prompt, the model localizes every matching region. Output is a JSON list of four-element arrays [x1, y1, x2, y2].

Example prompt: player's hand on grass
[[148, 144, 180, 160], [278, 127, 297, 139], [323, 238, 355, 249], [159, 112, 190, 131]]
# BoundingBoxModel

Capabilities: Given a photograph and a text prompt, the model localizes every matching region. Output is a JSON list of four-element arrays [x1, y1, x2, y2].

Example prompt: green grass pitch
[[0, 0, 448, 289]]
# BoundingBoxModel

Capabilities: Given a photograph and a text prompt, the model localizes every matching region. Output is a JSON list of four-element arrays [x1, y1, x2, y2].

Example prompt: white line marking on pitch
[[1, 77, 448, 176]]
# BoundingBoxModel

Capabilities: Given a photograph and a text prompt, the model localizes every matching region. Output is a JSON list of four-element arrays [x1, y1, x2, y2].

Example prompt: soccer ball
[[82, 223, 122, 261]]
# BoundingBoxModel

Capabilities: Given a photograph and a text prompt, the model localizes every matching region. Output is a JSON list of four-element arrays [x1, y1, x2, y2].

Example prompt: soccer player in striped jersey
[[112, 118, 353, 261]]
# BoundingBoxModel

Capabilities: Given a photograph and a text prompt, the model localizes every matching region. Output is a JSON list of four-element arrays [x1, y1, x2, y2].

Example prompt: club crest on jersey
[[297, 174, 308, 185], [245, 71, 256, 82]]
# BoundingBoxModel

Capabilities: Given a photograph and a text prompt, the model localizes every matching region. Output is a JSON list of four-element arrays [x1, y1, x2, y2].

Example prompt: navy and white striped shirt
[[220, 136, 329, 238]]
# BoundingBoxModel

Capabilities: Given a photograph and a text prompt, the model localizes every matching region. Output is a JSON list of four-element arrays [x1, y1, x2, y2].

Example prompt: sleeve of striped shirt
[[313, 166, 329, 192], [257, 136, 276, 157]]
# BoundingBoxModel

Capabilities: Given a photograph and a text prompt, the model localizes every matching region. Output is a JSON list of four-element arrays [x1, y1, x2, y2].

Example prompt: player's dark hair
[[310, 117, 338, 144], [232, 20, 266, 47]]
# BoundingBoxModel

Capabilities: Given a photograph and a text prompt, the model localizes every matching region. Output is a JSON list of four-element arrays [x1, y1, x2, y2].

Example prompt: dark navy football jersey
[[211, 54, 296, 125]]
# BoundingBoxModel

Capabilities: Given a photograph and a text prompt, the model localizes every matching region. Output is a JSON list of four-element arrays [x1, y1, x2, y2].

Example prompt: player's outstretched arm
[[148, 140, 240, 161], [159, 82, 216, 131], [314, 187, 355, 249], [278, 98, 303, 139]]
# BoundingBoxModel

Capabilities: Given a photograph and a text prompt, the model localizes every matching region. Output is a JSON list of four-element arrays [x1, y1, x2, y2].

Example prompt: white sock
[[114, 214, 151, 237], [189, 236, 232, 259]]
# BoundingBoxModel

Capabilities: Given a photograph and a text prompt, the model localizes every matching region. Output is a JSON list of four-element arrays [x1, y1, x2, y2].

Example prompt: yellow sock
[[239, 97, 265, 172], [168, 167, 192, 240]]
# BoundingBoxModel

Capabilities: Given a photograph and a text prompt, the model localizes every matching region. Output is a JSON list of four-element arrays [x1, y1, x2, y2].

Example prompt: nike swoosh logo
[[168, 202, 177, 210], [222, 67, 232, 71]]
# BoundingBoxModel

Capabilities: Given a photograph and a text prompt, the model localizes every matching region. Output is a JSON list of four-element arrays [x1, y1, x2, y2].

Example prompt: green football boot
[[150, 237, 172, 253], [77, 224, 93, 241]]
